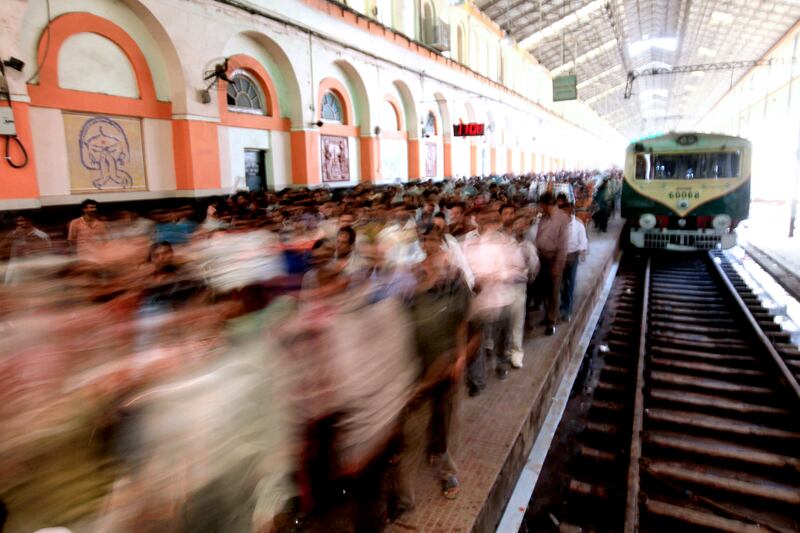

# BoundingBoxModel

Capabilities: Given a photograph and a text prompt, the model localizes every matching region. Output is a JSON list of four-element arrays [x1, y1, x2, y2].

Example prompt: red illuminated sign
[[453, 122, 485, 137]]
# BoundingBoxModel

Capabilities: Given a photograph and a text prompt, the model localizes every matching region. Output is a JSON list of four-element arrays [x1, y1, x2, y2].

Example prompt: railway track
[[525, 252, 800, 533]]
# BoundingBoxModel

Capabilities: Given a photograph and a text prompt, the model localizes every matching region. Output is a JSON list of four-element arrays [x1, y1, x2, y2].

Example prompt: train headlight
[[639, 213, 657, 230], [712, 214, 732, 231], [677, 218, 687, 228]]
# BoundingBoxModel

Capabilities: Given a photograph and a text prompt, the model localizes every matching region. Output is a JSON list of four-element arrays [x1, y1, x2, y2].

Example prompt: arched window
[[226, 72, 264, 114], [423, 110, 437, 136], [422, 1, 434, 44], [321, 91, 343, 122], [457, 26, 464, 64], [382, 100, 400, 131]]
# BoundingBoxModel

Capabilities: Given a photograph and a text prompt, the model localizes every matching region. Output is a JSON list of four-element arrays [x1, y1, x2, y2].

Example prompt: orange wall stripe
[[470, 144, 477, 176], [507, 148, 513, 173], [27, 90, 171, 118], [381, 131, 407, 141], [27, 12, 169, 119], [0, 101, 39, 199], [407, 139, 420, 180], [290, 130, 321, 186], [443, 142, 452, 177], [490, 147, 497, 174], [320, 124, 359, 137], [360, 136, 380, 183], [172, 120, 221, 190]]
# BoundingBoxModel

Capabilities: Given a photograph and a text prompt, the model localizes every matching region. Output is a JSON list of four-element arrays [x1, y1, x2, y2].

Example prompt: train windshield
[[635, 151, 741, 180]]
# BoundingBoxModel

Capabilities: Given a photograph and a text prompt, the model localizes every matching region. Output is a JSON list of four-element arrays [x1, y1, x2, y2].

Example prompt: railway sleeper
[[648, 388, 791, 418], [650, 287, 722, 298], [649, 346, 759, 367], [649, 321, 741, 336], [649, 305, 735, 319], [576, 444, 618, 463], [584, 420, 621, 438], [645, 408, 800, 442], [649, 358, 767, 382], [641, 460, 800, 505], [566, 479, 610, 500], [642, 498, 771, 533], [648, 370, 774, 397], [649, 333, 752, 352], [599, 364, 630, 382], [657, 314, 737, 326], [649, 295, 726, 306], [643, 430, 800, 472]]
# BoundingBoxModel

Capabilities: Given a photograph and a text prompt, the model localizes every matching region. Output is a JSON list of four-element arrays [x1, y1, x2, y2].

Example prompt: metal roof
[[476, 0, 800, 139]]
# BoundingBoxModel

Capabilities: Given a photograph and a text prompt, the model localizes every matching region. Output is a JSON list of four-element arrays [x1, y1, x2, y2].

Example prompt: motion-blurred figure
[[535, 192, 570, 336]]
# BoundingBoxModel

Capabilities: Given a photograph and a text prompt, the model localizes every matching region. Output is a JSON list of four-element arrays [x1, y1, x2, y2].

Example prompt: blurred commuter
[[497, 204, 529, 368], [447, 202, 470, 239], [560, 197, 588, 322], [67, 199, 107, 255], [415, 189, 438, 224], [464, 209, 517, 395], [592, 177, 611, 232], [2, 215, 52, 285], [535, 192, 570, 336], [391, 225, 470, 520], [335, 225, 363, 275], [510, 213, 539, 367], [434, 212, 474, 290], [1, 215, 51, 260], [153, 206, 198, 245]]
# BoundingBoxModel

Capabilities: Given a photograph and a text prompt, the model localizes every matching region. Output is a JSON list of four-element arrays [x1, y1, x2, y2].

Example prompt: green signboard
[[553, 75, 577, 102]]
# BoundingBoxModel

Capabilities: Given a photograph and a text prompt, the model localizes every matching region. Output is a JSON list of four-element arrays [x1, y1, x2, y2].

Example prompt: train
[[621, 132, 751, 250]]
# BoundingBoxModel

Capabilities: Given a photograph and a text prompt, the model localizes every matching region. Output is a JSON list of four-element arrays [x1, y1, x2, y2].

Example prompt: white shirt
[[442, 233, 475, 289], [566, 215, 588, 254], [463, 229, 518, 318]]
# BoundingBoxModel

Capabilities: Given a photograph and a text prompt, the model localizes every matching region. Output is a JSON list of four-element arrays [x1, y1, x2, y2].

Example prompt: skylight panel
[[629, 37, 678, 55]]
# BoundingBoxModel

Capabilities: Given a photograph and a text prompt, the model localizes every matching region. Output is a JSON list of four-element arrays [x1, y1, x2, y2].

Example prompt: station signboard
[[552, 75, 577, 102]]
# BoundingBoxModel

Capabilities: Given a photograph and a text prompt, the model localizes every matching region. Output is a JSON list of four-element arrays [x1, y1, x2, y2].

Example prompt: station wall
[[698, 19, 800, 211], [0, 0, 625, 209]]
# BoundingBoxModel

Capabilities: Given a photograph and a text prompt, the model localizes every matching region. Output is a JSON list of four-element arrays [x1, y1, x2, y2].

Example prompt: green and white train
[[621, 132, 751, 250]]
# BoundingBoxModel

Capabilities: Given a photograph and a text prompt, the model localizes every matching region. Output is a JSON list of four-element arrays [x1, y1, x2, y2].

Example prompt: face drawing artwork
[[79, 116, 134, 189]]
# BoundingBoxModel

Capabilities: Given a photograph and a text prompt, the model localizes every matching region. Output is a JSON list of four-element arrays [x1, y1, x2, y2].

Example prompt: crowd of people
[[0, 170, 621, 533]]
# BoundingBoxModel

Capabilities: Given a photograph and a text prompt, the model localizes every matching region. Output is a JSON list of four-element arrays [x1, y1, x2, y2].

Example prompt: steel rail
[[708, 252, 800, 405], [623, 257, 650, 533]]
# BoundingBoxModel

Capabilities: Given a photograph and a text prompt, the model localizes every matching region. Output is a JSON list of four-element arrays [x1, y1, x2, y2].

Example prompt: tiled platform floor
[[386, 219, 624, 533]]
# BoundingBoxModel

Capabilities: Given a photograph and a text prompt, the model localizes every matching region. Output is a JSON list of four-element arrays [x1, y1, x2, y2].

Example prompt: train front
[[621, 133, 751, 251]]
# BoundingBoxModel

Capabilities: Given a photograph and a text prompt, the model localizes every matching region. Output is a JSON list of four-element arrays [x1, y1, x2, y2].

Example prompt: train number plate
[[668, 188, 700, 200]]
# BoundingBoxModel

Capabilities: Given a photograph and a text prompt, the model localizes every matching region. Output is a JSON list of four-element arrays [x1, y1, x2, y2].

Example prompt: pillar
[[172, 119, 221, 190]]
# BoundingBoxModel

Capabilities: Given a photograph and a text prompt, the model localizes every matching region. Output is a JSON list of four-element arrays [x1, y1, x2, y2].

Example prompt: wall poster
[[63, 113, 147, 192], [321, 135, 350, 183], [425, 143, 437, 177]]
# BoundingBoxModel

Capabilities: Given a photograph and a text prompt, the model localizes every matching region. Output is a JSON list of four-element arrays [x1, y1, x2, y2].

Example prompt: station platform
[[743, 236, 800, 302], [385, 219, 624, 533]]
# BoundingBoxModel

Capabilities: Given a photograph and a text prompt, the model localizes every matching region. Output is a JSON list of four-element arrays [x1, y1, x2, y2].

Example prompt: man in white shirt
[[497, 204, 530, 369], [463, 208, 518, 395], [558, 195, 588, 322]]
